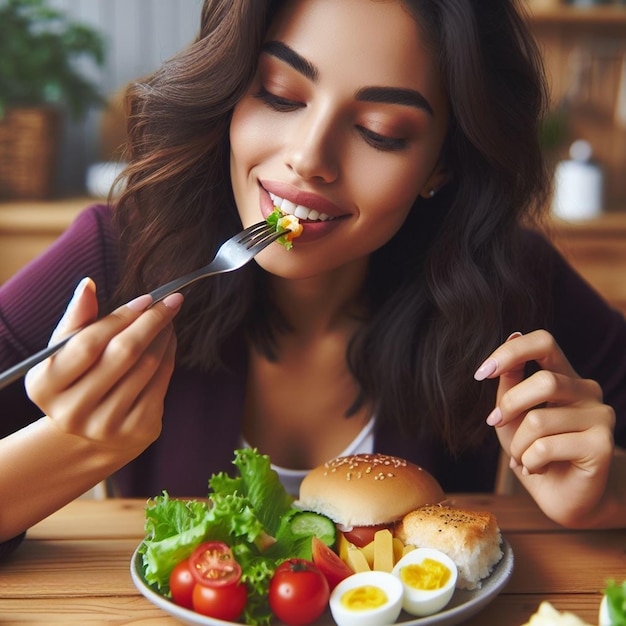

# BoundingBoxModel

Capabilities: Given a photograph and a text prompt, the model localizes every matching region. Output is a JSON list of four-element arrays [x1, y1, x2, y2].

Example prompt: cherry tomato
[[169, 559, 196, 609], [193, 580, 248, 621], [311, 536, 352, 590], [342, 523, 393, 548], [269, 558, 329, 626], [189, 541, 242, 587]]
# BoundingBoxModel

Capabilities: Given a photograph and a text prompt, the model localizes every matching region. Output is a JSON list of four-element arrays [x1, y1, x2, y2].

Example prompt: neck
[[269, 258, 369, 339]]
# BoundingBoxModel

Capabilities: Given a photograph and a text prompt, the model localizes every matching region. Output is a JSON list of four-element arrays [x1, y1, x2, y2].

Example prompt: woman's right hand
[[25, 277, 183, 453]]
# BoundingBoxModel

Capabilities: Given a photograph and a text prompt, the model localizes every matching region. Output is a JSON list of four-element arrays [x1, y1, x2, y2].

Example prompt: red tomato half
[[169, 559, 196, 609], [311, 536, 352, 590], [342, 523, 393, 548], [193, 581, 247, 621], [189, 541, 242, 587], [269, 559, 329, 626]]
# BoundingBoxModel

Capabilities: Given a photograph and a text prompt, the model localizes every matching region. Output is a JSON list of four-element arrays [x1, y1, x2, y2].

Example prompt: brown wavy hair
[[113, 0, 551, 454]]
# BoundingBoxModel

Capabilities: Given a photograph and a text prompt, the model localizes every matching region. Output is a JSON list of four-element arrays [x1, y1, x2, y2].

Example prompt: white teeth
[[269, 192, 333, 222], [281, 199, 298, 214], [293, 205, 309, 219]]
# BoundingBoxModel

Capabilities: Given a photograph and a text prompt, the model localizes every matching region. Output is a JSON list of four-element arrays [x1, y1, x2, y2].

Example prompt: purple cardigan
[[1, 204, 626, 556]]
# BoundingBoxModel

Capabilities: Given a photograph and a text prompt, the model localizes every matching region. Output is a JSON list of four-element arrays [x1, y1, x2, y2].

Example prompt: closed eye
[[357, 126, 407, 152], [253, 86, 303, 113]]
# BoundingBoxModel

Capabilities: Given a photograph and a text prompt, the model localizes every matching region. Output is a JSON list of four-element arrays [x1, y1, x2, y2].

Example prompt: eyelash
[[253, 86, 302, 112], [253, 86, 408, 153], [357, 126, 407, 152]]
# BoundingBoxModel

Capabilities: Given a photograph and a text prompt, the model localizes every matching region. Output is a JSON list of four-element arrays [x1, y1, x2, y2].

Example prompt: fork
[[0, 221, 285, 390]]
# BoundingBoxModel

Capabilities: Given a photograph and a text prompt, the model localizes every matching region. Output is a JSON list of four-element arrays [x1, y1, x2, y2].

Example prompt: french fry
[[392, 537, 405, 564], [338, 533, 355, 562], [402, 543, 416, 557], [373, 528, 394, 572], [360, 540, 375, 568], [346, 546, 371, 573]]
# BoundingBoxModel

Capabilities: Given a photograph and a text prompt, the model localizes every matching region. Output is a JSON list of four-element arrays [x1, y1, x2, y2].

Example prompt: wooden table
[[0, 493, 624, 625]]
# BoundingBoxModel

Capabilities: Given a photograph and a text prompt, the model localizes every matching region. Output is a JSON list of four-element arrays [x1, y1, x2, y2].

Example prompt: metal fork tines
[[148, 221, 283, 303], [0, 221, 285, 390]]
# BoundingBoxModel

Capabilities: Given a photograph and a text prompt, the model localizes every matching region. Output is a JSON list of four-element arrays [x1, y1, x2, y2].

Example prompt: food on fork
[[266, 206, 303, 250], [396, 505, 503, 590]]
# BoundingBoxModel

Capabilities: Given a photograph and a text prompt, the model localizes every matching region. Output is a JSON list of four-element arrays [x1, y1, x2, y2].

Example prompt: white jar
[[551, 140, 604, 221]]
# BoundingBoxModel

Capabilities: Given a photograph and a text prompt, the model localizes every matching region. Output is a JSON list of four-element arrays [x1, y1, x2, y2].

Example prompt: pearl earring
[[428, 188, 436, 198]]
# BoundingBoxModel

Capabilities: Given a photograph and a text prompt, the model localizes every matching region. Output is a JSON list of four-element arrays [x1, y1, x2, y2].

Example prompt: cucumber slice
[[290, 511, 337, 547]]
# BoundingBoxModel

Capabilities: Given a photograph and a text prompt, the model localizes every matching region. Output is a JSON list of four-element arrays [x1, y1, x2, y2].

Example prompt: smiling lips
[[269, 192, 337, 222]]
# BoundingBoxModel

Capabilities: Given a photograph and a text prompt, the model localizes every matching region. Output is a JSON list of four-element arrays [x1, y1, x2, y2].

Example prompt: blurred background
[[55, 0, 203, 194], [0, 0, 202, 197], [0, 0, 625, 314]]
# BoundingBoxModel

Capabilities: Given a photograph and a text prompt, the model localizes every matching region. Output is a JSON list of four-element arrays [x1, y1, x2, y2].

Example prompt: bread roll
[[396, 505, 503, 590]]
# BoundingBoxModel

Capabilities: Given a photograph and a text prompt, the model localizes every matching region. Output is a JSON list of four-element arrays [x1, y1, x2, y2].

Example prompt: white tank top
[[241, 418, 375, 496]]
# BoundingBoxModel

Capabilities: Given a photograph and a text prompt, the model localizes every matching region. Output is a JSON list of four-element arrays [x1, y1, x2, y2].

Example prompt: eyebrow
[[355, 86, 434, 116], [262, 41, 434, 117], [262, 41, 319, 82]]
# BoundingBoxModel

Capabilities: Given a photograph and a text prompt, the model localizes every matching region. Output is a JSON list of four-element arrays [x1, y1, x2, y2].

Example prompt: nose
[[284, 108, 340, 183]]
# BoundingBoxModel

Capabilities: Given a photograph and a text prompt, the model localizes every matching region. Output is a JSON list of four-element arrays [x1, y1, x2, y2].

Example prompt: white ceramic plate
[[130, 539, 514, 626]]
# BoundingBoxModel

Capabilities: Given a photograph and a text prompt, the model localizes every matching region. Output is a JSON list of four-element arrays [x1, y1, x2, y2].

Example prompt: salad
[[266, 207, 303, 250], [138, 448, 337, 625], [604, 579, 626, 625]]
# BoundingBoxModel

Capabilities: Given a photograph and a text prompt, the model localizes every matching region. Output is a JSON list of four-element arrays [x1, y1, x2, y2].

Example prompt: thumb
[[49, 277, 99, 345]]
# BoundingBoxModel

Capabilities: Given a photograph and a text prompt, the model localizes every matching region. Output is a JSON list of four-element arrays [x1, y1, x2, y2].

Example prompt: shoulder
[[50, 203, 120, 299], [66, 203, 116, 246], [0, 203, 120, 355]]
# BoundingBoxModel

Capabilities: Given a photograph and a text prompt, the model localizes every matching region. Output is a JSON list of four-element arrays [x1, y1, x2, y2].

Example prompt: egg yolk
[[341, 585, 388, 611], [276, 214, 303, 241], [400, 558, 451, 591]]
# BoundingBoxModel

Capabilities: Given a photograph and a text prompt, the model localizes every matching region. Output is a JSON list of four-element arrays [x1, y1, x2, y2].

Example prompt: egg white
[[391, 547, 458, 617], [329, 571, 403, 626]]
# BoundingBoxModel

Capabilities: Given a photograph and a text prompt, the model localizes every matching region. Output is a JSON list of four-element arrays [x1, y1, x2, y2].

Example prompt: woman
[[1, 0, 625, 554]]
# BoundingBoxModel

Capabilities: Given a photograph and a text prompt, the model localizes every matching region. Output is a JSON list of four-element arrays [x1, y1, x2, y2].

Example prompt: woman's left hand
[[474, 330, 615, 527]]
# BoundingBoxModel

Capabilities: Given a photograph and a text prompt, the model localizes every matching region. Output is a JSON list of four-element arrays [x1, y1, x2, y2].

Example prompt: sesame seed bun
[[297, 453, 445, 527]]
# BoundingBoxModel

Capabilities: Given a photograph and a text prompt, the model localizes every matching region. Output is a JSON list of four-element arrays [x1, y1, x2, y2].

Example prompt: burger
[[297, 453, 445, 547]]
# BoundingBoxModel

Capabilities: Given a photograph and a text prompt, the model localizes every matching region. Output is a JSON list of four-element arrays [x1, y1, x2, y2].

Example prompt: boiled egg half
[[391, 547, 458, 617], [329, 570, 403, 626]]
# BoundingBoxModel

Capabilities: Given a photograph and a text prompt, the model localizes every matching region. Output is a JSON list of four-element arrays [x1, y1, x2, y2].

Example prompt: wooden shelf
[[0, 197, 97, 283], [0, 197, 90, 234], [528, 4, 626, 24], [546, 212, 626, 315]]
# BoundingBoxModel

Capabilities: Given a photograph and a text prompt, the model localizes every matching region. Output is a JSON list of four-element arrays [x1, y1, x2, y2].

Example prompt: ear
[[419, 165, 452, 199]]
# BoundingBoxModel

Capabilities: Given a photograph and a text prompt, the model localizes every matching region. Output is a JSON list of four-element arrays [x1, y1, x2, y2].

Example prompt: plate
[[130, 539, 514, 626]]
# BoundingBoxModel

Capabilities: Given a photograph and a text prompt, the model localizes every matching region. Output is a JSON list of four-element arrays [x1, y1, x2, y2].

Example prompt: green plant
[[0, 0, 107, 119], [538, 102, 570, 155]]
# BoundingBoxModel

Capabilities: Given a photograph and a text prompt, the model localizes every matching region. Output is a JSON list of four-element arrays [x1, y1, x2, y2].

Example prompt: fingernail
[[69, 277, 90, 308], [486, 406, 502, 426], [509, 456, 519, 470], [506, 331, 523, 341], [474, 357, 498, 381], [521, 466, 530, 476], [162, 293, 184, 310], [126, 294, 153, 312], [56, 278, 90, 332]]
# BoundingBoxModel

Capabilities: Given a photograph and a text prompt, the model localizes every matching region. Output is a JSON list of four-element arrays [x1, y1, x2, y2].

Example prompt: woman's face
[[229, 0, 449, 279]]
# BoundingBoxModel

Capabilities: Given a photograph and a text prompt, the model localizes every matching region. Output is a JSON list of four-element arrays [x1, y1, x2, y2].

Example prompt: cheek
[[229, 102, 257, 177], [230, 98, 282, 168], [357, 160, 424, 225]]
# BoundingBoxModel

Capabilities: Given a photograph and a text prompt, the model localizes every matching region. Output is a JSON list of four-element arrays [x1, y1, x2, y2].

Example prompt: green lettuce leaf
[[605, 580, 626, 625], [265, 207, 293, 250], [138, 449, 330, 625]]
